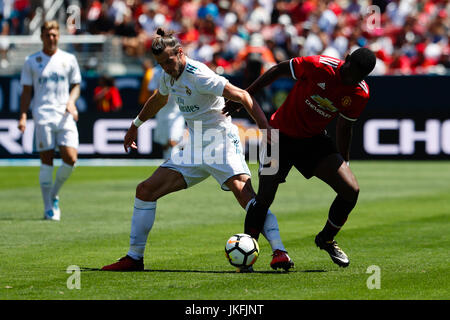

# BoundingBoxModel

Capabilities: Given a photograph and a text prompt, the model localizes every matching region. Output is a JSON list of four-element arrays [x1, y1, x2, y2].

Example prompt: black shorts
[[259, 131, 338, 182]]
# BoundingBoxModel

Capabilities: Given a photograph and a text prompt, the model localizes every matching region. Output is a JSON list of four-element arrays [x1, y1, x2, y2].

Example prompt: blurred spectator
[[197, 0, 218, 21], [88, 2, 115, 34], [138, 2, 166, 36], [0, 10, 10, 68], [233, 32, 276, 75], [93, 75, 123, 112], [11, 0, 30, 35], [138, 58, 155, 106], [1, 0, 449, 76]]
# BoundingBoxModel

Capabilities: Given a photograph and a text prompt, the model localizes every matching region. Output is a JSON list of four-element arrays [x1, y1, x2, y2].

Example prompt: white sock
[[39, 164, 53, 211], [127, 198, 157, 260], [246, 198, 286, 253], [262, 209, 286, 252], [50, 161, 74, 199]]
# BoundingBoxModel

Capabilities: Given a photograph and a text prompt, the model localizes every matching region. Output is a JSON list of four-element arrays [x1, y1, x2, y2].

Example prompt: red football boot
[[270, 250, 294, 271], [101, 255, 144, 271]]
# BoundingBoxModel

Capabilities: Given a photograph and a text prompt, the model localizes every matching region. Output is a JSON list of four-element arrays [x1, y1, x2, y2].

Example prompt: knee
[[342, 183, 359, 204], [62, 154, 77, 166], [136, 181, 157, 201], [65, 157, 77, 166]]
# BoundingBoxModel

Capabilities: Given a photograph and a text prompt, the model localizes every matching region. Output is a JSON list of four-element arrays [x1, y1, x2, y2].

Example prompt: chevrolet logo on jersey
[[311, 95, 338, 112]]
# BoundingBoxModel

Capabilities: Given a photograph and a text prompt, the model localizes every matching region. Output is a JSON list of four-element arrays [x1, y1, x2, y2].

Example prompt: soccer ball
[[225, 233, 259, 268]]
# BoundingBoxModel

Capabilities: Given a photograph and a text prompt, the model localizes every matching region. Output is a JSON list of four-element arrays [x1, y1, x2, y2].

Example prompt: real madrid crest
[[170, 77, 175, 86], [36, 56, 42, 63], [341, 96, 352, 108], [185, 86, 192, 96]]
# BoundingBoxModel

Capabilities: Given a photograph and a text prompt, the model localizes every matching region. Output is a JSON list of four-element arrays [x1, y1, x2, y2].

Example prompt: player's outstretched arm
[[222, 82, 269, 130], [222, 83, 276, 144], [246, 60, 292, 96], [18, 85, 32, 133], [222, 60, 292, 116], [336, 116, 354, 163], [124, 90, 168, 153], [139, 90, 169, 122]]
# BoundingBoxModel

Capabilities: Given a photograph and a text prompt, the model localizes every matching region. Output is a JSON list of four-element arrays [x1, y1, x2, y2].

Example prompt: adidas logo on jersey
[[317, 82, 326, 90]]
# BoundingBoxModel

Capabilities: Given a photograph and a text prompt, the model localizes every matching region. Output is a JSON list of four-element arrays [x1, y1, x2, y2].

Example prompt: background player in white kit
[[102, 28, 294, 272], [18, 21, 81, 221], [148, 63, 185, 160]]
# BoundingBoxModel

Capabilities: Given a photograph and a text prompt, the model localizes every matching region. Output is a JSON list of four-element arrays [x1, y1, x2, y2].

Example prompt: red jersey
[[94, 86, 123, 112], [270, 55, 370, 138]]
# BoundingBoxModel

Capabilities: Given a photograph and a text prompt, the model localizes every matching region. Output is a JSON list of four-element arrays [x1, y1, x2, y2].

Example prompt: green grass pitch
[[0, 161, 449, 300]]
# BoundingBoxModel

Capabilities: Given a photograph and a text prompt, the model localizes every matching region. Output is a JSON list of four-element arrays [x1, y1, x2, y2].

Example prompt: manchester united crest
[[341, 96, 352, 107]]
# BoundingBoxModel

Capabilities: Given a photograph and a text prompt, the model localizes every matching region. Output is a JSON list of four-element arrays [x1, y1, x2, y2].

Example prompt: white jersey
[[158, 58, 250, 191], [20, 49, 81, 124], [158, 57, 232, 132], [149, 64, 185, 147], [148, 65, 179, 120]]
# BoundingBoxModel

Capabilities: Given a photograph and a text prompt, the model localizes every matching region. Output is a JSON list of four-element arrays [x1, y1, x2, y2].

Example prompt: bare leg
[[313, 153, 360, 240], [135, 166, 187, 201]]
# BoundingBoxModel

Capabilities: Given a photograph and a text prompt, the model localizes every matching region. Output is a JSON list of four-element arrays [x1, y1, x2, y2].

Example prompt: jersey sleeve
[[69, 55, 82, 84], [339, 95, 369, 121], [158, 72, 169, 96], [289, 56, 315, 81], [20, 57, 33, 86], [194, 71, 229, 96]]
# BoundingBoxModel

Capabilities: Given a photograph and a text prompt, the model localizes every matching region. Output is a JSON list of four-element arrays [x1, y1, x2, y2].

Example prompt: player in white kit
[[148, 64, 185, 160], [102, 28, 294, 272], [18, 21, 81, 221]]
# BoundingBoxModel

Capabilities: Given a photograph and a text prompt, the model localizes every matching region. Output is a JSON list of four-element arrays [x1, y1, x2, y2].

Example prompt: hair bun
[[156, 28, 165, 36]]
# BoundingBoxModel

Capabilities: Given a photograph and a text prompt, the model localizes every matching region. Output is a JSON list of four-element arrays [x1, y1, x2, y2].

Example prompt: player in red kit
[[223, 48, 376, 267]]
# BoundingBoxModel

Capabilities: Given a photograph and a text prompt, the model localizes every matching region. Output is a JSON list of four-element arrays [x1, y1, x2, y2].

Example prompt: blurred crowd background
[[0, 0, 449, 76]]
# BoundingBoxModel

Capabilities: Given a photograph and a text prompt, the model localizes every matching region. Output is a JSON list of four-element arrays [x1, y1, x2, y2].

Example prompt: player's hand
[[18, 117, 27, 133], [262, 125, 278, 145], [222, 100, 243, 117], [124, 124, 138, 153], [66, 101, 79, 121]]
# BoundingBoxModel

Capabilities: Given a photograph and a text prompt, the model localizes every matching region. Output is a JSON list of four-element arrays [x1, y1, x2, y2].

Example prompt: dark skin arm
[[336, 116, 354, 162], [222, 60, 292, 116]]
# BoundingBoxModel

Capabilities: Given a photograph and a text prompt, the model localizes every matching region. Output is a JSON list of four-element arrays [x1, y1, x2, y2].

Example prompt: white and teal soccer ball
[[225, 233, 260, 268]]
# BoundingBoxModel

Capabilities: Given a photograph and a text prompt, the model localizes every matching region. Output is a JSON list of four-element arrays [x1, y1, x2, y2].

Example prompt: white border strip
[[289, 59, 297, 80], [339, 113, 357, 122], [0, 159, 165, 167]]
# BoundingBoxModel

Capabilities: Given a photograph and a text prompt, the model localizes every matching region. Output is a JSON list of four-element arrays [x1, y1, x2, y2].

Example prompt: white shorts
[[161, 125, 250, 191], [34, 114, 79, 152]]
